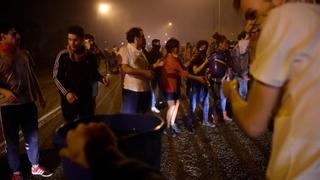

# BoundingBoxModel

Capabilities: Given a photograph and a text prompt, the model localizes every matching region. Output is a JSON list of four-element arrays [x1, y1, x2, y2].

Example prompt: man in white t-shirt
[[224, 0, 320, 179], [119, 27, 162, 113]]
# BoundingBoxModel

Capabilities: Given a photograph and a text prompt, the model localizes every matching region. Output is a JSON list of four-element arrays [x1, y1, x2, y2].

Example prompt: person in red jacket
[[160, 38, 205, 136]]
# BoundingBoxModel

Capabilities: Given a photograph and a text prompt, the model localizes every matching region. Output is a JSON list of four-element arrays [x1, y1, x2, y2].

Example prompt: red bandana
[[0, 43, 17, 54]]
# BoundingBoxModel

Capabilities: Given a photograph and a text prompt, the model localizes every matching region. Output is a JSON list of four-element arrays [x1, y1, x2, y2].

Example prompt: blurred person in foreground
[[223, 0, 320, 179], [60, 122, 166, 179]]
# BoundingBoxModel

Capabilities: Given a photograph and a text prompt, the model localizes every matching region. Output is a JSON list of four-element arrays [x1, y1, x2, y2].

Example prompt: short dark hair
[[84, 33, 94, 41], [233, 0, 241, 11], [237, 31, 247, 40], [152, 39, 160, 45], [212, 32, 220, 40], [216, 35, 227, 47], [126, 27, 143, 43], [196, 40, 209, 51], [165, 38, 180, 53], [67, 25, 84, 39]]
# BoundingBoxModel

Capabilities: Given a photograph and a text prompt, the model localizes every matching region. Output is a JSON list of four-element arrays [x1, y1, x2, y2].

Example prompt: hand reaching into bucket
[[59, 121, 166, 179], [59, 122, 117, 168]]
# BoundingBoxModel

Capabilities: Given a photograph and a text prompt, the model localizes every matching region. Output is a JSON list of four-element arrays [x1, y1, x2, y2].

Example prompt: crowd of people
[[113, 26, 253, 136], [0, 0, 319, 179]]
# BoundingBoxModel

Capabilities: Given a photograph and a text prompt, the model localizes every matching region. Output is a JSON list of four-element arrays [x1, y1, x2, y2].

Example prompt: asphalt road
[[0, 68, 272, 180]]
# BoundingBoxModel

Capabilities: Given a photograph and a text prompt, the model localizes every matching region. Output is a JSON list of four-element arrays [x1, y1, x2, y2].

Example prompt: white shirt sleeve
[[250, 5, 312, 87], [118, 45, 129, 65]]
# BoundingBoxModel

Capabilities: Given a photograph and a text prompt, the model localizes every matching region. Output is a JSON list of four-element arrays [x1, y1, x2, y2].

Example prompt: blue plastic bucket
[[53, 113, 164, 180]]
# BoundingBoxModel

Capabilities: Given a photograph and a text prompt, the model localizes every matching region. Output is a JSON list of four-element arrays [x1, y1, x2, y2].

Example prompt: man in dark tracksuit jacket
[[53, 25, 109, 123]]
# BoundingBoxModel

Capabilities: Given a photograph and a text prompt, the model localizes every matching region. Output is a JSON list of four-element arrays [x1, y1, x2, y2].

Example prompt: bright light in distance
[[121, 42, 124, 46], [147, 35, 151, 39], [165, 33, 168, 36], [168, 22, 173, 26], [99, 3, 111, 14]]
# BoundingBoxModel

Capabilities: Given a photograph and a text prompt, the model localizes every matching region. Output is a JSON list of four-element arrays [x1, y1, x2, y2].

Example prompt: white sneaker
[[224, 116, 232, 122], [151, 107, 160, 113]]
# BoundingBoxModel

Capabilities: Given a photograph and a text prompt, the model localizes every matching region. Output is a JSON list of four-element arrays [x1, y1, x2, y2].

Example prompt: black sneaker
[[163, 128, 176, 137], [163, 128, 170, 135], [172, 123, 181, 134], [170, 128, 177, 137], [187, 125, 195, 133]]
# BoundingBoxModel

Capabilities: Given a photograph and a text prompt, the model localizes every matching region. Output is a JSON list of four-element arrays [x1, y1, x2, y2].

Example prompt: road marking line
[[39, 106, 61, 122], [0, 75, 121, 152], [97, 77, 120, 107], [0, 106, 61, 151]]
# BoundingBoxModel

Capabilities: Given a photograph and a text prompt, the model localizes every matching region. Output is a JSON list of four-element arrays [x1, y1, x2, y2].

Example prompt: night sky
[[1, 0, 244, 65]]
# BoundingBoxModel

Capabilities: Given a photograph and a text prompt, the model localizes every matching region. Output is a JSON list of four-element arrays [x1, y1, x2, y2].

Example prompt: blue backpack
[[208, 52, 227, 79]]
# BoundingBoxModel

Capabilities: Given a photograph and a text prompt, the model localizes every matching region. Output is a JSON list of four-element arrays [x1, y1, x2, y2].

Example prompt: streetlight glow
[[98, 3, 111, 14]]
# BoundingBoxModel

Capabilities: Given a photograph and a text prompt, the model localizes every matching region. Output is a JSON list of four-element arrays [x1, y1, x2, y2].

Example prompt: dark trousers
[[0, 102, 39, 171], [122, 89, 151, 114], [151, 79, 162, 108], [185, 79, 192, 98], [60, 94, 95, 122], [209, 80, 223, 120]]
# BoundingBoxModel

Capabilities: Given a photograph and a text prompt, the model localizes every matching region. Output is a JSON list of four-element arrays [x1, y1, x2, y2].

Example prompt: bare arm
[[193, 58, 208, 75], [176, 65, 205, 84], [151, 58, 164, 69], [223, 79, 281, 138], [183, 60, 191, 69]]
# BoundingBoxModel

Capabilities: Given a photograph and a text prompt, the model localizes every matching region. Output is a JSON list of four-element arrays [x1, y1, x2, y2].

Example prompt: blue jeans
[[122, 89, 151, 114], [236, 77, 248, 100], [220, 84, 227, 112], [187, 84, 210, 125], [0, 102, 39, 171]]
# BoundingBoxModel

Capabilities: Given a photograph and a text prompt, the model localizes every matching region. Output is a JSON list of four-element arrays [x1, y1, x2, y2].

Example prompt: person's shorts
[[164, 92, 181, 101]]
